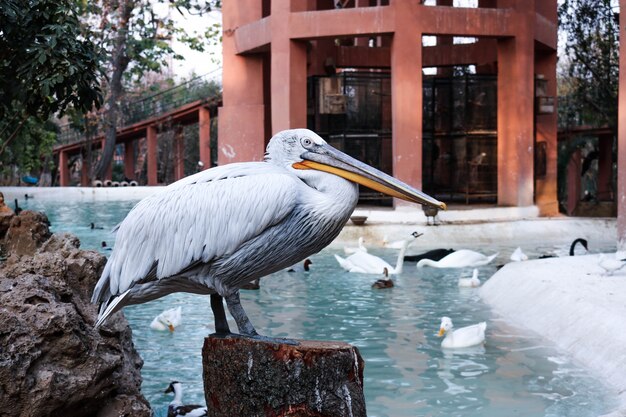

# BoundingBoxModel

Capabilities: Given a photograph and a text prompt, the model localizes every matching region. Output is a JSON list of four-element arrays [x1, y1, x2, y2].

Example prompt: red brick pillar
[[218, 0, 266, 164], [618, 0, 626, 248], [496, 1, 535, 207], [199, 107, 211, 170], [124, 141, 135, 180], [270, 0, 308, 133], [59, 151, 70, 186], [390, 0, 423, 205], [597, 134, 613, 201], [147, 126, 158, 186]]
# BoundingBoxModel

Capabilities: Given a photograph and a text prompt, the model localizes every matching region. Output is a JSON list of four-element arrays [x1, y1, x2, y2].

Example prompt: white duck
[[438, 316, 486, 349], [344, 236, 368, 254], [509, 247, 528, 262], [458, 269, 480, 288], [335, 238, 412, 275], [598, 254, 626, 276], [164, 381, 207, 417], [150, 306, 182, 332], [417, 249, 498, 268]]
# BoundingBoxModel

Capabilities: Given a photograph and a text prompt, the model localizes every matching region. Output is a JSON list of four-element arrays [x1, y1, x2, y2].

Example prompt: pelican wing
[[93, 163, 299, 300]]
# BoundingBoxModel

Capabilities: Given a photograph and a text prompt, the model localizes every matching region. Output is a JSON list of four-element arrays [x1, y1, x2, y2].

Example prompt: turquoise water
[[18, 198, 618, 417]]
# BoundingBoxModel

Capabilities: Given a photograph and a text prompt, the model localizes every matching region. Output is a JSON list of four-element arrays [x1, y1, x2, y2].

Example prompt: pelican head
[[266, 129, 446, 210], [438, 316, 453, 337]]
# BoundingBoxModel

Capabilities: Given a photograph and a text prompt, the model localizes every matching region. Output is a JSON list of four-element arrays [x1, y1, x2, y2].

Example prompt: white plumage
[[416, 249, 498, 268], [335, 238, 412, 275], [150, 306, 182, 331], [438, 316, 486, 349], [91, 129, 445, 339], [344, 236, 368, 254], [509, 247, 528, 262], [165, 381, 207, 417], [458, 269, 481, 287], [598, 254, 626, 276]]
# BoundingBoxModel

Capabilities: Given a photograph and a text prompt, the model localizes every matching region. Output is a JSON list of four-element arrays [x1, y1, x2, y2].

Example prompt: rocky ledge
[[0, 210, 151, 417]]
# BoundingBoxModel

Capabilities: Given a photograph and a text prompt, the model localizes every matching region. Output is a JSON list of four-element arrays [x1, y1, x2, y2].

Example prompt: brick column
[[59, 150, 70, 186], [147, 125, 158, 186], [199, 107, 211, 169], [390, 0, 423, 204], [270, 0, 308, 133], [618, 0, 626, 248], [218, 0, 266, 164], [496, 1, 535, 207], [124, 141, 135, 180], [174, 126, 185, 181], [597, 134, 614, 201]]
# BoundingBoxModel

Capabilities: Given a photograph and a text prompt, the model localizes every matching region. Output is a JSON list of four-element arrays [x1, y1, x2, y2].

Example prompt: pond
[[17, 197, 618, 417]]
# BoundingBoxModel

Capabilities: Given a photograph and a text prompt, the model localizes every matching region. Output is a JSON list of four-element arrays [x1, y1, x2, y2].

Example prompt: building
[[218, 0, 558, 214]]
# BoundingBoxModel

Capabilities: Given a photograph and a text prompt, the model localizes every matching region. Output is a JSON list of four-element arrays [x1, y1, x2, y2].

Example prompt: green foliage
[[558, 0, 618, 130], [0, 0, 103, 121]]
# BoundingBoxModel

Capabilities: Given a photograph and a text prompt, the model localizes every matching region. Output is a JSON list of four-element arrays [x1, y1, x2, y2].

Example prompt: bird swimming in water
[[90, 222, 104, 230], [287, 258, 313, 272], [458, 268, 481, 287], [14, 199, 22, 215], [509, 247, 528, 262], [101, 241, 112, 251], [164, 381, 207, 417], [91, 128, 445, 342], [382, 231, 422, 249], [371, 267, 394, 289], [417, 249, 498, 268], [438, 316, 486, 349], [344, 236, 368, 254], [403, 248, 455, 263], [335, 237, 414, 275], [150, 306, 183, 331]]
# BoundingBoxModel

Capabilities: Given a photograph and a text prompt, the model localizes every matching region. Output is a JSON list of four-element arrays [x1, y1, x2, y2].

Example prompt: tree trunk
[[94, 0, 134, 180], [202, 336, 366, 417]]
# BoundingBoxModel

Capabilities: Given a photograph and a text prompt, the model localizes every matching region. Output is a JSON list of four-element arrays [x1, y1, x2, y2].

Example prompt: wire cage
[[308, 72, 498, 205]]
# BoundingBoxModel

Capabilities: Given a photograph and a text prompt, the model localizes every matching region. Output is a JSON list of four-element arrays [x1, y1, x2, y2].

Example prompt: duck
[[90, 222, 104, 230], [458, 269, 480, 287], [404, 248, 455, 263], [150, 306, 182, 331], [371, 267, 394, 289], [597, 254, 626, 276], [344, 237, 368, 254], [287, 258, 313, 272], [164, 381, 207, 417], [382, 231, 423, 249], [509, 247, 528, 262], [438, 316, 486, 349], [24, 194, 34, 200], [335, 238, 412, 275], [416, 249, 498, 268]]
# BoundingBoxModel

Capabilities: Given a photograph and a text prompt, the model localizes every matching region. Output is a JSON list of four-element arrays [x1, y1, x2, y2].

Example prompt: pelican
[[335, 237, 413, 274], [91, 129, 445, 342], [344, 236, 368, 254], [164, 381, 207, 417], [438, 316, 486, 349], [458, 268, 480, 287], [417, 249, 498, 268]]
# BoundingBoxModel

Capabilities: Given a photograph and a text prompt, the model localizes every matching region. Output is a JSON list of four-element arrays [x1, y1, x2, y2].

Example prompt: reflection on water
[[19, 198, 618, 417]]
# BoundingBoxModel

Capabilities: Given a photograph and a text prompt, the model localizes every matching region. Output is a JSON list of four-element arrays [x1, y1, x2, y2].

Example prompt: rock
[[202, 336, 366, 417], [0, 211, 151, 417]]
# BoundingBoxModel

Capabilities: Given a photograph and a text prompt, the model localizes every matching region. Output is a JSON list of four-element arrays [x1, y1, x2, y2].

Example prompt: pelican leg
[[225, 291, 299, 346], [210, 294, 231, 335]]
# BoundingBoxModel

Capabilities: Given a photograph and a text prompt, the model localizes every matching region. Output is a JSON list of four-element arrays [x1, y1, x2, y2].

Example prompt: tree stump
[[202, 336, 366, 417]]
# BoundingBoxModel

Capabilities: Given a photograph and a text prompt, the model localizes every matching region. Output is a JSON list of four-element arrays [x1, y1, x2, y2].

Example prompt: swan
[[150, 306, 182, 331], [509, 247, 528, 262], [598, 254, 626, 276], [438, 316, 486, 349], [164, 381, 208, 417], [371, 267, 394, 289], [458, 269, 480, 287], [335, 238, 412, 274], [344, 236, 368, 254], [539, 238, 589, 258], [382, 231, 422, 249], [404, 248, 455, 263], [417, 250, 498, 268]]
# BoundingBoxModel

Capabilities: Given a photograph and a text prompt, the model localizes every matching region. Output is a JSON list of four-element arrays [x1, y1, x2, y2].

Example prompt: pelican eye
[[301, 137, 313, 148]]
